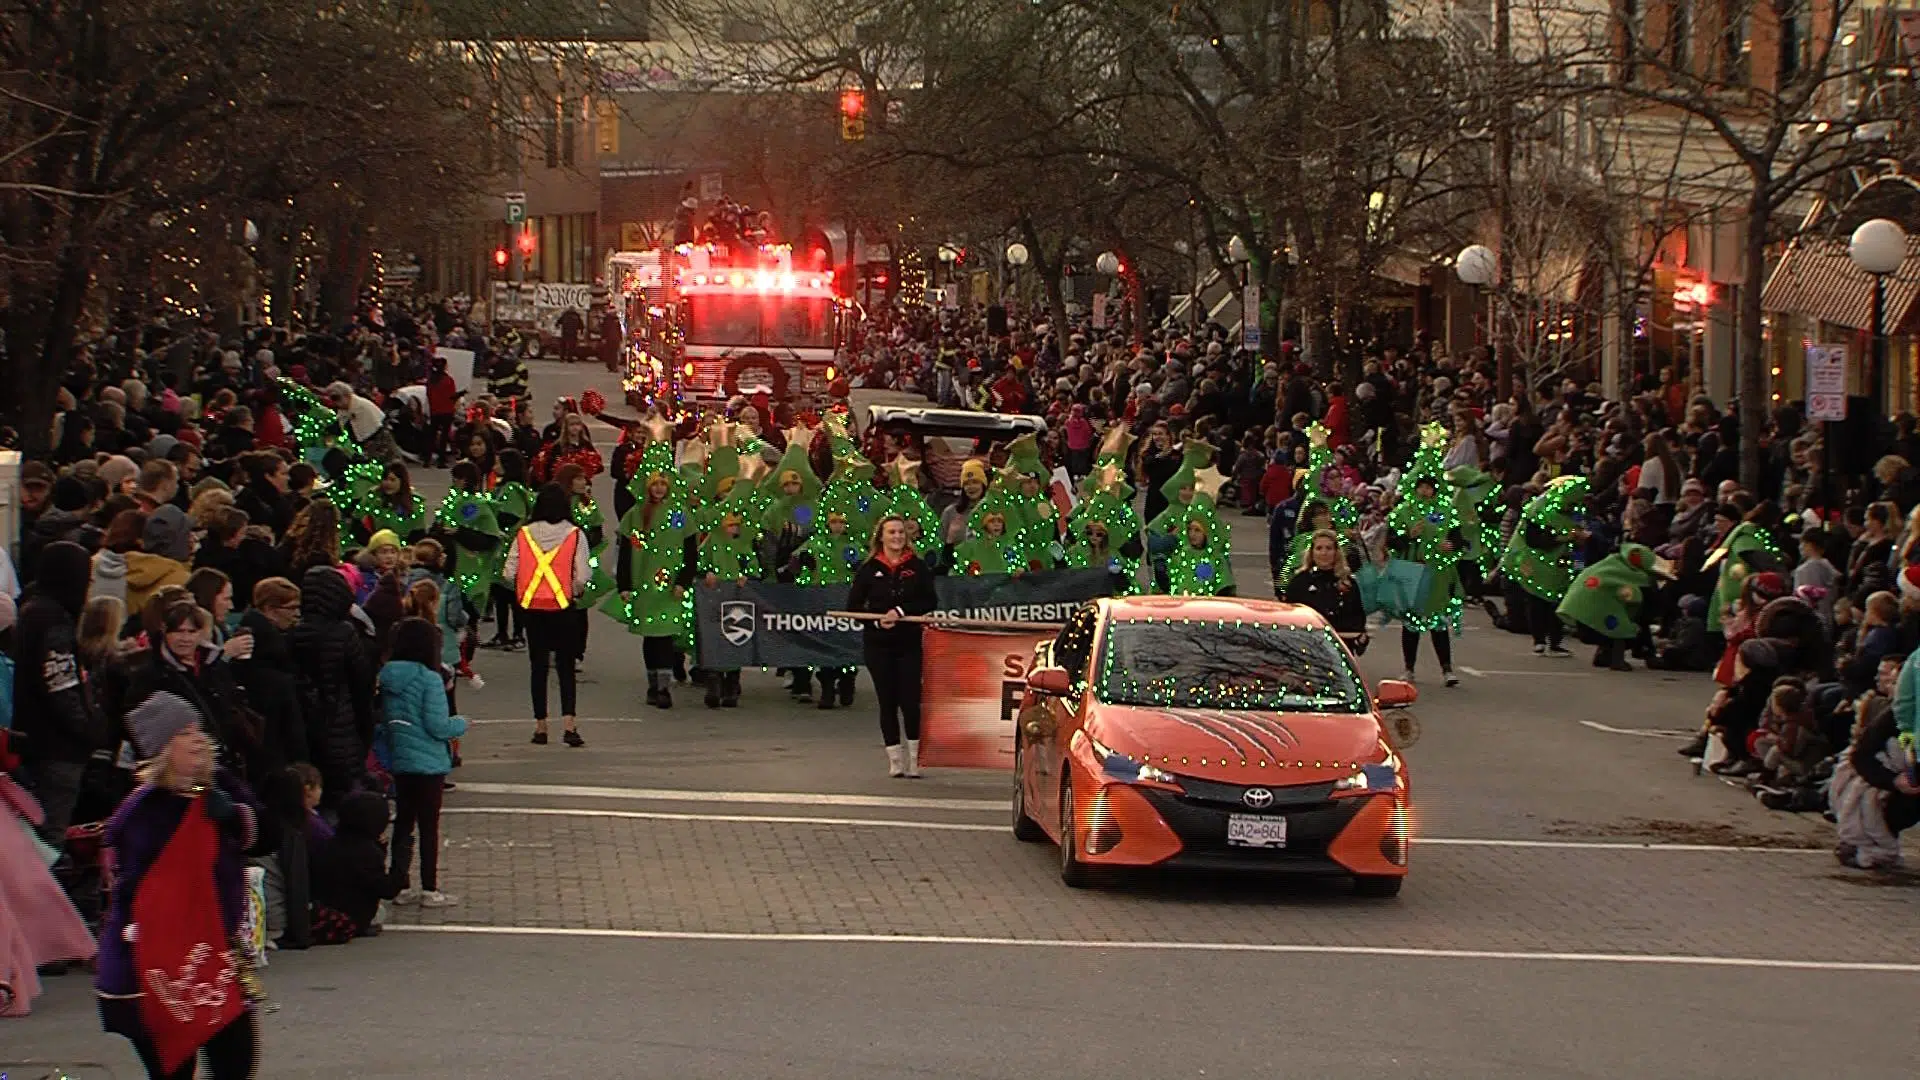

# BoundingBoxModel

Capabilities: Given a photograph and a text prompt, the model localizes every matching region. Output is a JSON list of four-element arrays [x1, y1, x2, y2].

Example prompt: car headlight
[[1090, 735, 1180, 787]]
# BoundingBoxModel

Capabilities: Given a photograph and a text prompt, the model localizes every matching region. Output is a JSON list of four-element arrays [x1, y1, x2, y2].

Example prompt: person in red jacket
[[424, 354, 461, 467], [1323, 388, 1351, 448]]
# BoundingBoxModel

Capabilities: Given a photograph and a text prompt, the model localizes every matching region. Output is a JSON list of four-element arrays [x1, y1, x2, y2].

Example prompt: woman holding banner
[[846, 515, 939, 778]]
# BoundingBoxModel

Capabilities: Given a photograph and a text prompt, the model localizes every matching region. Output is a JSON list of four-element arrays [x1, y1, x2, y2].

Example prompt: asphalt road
[[10, 362, 1918, 1078]]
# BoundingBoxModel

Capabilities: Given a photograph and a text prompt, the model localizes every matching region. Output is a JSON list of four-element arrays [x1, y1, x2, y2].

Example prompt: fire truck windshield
[[685, 293, 834, 350]]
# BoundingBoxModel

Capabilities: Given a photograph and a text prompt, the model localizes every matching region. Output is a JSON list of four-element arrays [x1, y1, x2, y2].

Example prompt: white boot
[[886, 744, 907, 778], [904, 739, 923, 778]]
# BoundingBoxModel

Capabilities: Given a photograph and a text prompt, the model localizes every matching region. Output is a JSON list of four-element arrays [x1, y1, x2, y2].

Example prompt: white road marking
[[462, 716, 648, 726], [452, 781, 1005, 812], [385, 925, 1920, 974], [443, 805, 1825, 853], [1457, 665, 1593, 678], [1579, 720, 1697, 738]]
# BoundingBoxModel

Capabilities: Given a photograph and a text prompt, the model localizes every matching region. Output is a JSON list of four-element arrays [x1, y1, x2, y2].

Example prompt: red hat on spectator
[[1901, 565, 1920, 603], [174, 428, 203, 450]]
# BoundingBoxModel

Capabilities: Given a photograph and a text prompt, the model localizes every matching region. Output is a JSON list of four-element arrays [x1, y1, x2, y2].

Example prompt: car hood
[[1090, 704, 1386, 783]]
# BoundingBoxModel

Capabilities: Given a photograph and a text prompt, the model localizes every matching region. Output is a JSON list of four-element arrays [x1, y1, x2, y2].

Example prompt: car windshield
[[1095, 619, 1369, 713]]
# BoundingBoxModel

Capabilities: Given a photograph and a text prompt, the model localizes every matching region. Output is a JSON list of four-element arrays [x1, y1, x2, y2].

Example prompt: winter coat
[[89, 549, 130, 608], [378, 660, 468, 775], [845, 551, 937, 654], [234, 608, 307, 769], [11, 543, 106, 766], [287, 565, 376, 774], [121, 643, 259, 777], [194, 537, 286, 617], [1284, 567, 1367, 634], [309, 791, 401, 934], [122, 551, 191, 619], [19, 511, 101, 583], [234, 480, 293, 540]]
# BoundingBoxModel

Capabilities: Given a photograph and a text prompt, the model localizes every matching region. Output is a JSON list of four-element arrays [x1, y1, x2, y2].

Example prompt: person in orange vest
[[500, 483, 592, 747]]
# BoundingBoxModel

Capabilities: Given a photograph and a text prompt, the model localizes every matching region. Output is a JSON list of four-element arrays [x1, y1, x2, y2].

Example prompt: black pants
[[1401, 628, 1452, 672], [28, 759, 85, 849], [866, 644, 923, 746], [429, 413, 456, 465], [642, 635, 678, 671], [391, 771, 447, 892], [525, 608, 586, 719], [488, 584, 523, 641], [1527, 593, 1563, 648], [113, 1007, 258, 1079]]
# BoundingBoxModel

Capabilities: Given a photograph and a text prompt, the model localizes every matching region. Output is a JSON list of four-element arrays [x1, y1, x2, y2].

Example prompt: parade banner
[[919, 627, 1050, 769], [693, 567, 1113, 670]]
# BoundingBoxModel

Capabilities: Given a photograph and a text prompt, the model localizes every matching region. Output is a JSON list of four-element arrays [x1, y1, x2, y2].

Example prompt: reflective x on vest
[[516, 528, 580, 610]]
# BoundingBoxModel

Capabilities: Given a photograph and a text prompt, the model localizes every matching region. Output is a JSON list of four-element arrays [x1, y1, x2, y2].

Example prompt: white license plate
[[1226, 813, 1288, 848]]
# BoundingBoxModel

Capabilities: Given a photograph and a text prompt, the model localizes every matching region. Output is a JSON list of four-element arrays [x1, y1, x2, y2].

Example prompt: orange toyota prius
[[1013, 596, 1414, 896]]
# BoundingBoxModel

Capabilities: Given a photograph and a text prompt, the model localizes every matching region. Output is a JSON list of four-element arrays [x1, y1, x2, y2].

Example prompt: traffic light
[[516, 228, 537, 258], [492, 247, 509, 272], [839, 89, 865, 142]]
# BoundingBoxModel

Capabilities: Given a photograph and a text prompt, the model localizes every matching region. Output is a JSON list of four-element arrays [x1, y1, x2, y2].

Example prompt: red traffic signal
[[493, 247, 509, 268], [515, 229, 536, 255], [839, 89, 865, 117]]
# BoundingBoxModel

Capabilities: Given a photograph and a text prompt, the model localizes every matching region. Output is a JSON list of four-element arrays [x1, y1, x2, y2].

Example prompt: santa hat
[[1900, 565, 1920, 602]]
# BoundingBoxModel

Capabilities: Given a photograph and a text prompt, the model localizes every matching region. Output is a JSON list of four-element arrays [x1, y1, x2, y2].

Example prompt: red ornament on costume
[[1584, 576, 1601, 588]]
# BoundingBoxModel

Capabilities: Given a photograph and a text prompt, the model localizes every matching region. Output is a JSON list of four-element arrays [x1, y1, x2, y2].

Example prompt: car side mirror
[[1375, 679, 1418, 709], [1027, 666, 1073, 696]]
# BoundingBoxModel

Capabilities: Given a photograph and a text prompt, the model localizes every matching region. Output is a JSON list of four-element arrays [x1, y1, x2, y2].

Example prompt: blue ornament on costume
[[856, 494, 872, 513], [1107, 557, 1122, 574], [1196, 562, 1214, 581], [1426, 511, 1444, 524], [669, 509, 686, 529], [795, 504, 814, 528], [459, 502, 479, 521], [1603, 614, 1619, 630]]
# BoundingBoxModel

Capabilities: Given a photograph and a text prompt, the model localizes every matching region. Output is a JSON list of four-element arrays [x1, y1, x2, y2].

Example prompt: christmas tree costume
[[817, 412, 883, 545], [951, 487, 1028, 576], [881, 454, 940, 552], [570, 495, 616, 608], [1558, 542, 1668, 670], [1387, 425, 1468, 637], [324, 460, 384, 537], [760, 429, 824, 543], [1001, 434, 1062, 571], [491, 481, 533, 536], [1446, 464, 1502, 579], [363, 492, 428, 547], [607, 422, 697, 703], [277, 377, 356, 468], [1500, 476, 1589, 601], [434, 487, 504, 606], [1705, 522, 1785, 632], [1147, 440, 1216, 592], [1165, 479, 1235, 596], [1064, 459, 1142, 593], [1278, 423, 1361, 592], [694, 510, 761, 708]]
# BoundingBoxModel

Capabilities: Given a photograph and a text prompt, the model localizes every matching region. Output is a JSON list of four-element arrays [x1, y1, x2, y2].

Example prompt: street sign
[[1807, 343, 1847, 421], [1242, 282, 1261, 350], [504, 191, 527, 225]]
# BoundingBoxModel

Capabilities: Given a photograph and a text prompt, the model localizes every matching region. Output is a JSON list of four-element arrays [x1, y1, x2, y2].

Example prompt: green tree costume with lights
[[1064, 460, 1142, 593], [277, 377, 356, 469], [1558, 542, 1666, 670], [761, 436, 823, 542], [433, 486, 504, 605], [605, 434, 696, 652], [880, 456, 940, 552], [1165, 488, 1235, 596], [1387, 424, 1467, 635], [792, 484, 869, 587], [1146, 441, 1215, 539], [363, 488, 429, 546], [569, 492, 616, 608], [1279, 423, 1363, 591], [1446, 464, 1502, 578], [952, 487, 1030, 576], [816, 412, 883, 544], [1705, 522, 1784, 632], [1499, 475, 1589, 602], [1001, 434, 1062, 570]]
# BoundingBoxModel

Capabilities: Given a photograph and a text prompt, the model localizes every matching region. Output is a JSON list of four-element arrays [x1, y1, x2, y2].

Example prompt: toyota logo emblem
[[1242, 787, 1274, 809]]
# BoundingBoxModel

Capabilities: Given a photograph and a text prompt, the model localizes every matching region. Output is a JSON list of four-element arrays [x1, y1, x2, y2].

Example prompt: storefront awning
[[1761, 233, 1920, 332]]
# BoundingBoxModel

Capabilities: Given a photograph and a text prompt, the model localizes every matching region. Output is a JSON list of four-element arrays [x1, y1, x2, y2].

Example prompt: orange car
[[1012, 595, 1414, 896]]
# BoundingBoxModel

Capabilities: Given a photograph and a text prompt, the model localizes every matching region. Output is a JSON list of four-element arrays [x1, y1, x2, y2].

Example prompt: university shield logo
[[720, 600, 757, 647]]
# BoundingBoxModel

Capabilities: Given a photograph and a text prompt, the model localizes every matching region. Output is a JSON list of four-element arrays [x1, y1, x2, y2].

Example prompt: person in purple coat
[[95, 691, 271, 1079]]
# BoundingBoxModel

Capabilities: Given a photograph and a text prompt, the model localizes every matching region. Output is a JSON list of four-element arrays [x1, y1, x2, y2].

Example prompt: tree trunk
[[1019, 216, 1070, 341], [1738, 183, 1769, 492], [3, 242, 98, 454]]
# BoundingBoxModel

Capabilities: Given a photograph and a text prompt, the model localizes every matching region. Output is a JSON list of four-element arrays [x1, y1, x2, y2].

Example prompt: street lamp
[[1850, 218, 1909, 422], [1096, 251, 1121, 275], [1227, 235, 1249, 264], [1455, 244, 1507, 395], [1005, 243, 1029, 267]]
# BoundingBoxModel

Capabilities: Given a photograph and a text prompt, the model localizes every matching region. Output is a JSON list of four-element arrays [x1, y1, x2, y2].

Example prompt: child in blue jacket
[[379, 617, 468, 908]]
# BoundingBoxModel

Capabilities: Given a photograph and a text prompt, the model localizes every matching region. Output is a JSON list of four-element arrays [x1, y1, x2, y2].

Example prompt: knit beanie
[[127, 691, 200, 759], [51, 476, 91, 512], [959, 460, 989, 490]]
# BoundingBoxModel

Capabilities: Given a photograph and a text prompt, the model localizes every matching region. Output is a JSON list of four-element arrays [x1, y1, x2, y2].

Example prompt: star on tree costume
[[1165, 469, 1235, 596], [1557, 542, 1665, 641], [1387, 424, 1468, 634], [1499, 475, 1589, 602], [1705, 522, 1784, 632], [606, 416, 696, 645], [1446, 464, 1502, 576], [1065, 459, 1143, 592]]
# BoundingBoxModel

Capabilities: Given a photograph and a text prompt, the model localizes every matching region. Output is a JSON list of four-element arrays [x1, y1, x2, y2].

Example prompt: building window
[[1722, 10, 1751, 85], [1779, 6, 1810, 83], [562, 110, 576, 165], [597, 100, 619, 155], [1620, 0, 1642, 81]]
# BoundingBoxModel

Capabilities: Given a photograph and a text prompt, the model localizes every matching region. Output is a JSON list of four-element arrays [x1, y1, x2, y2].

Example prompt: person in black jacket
[[235, 576, 309, 774], [12, 540, 108, 846], [232, 449, 295, 540], [288, 564, 375, 809], [119, 599, 261, 781], [845, 515, 939, 778], [1284, 530, 1368, 652], [310, 790, 403, 942]]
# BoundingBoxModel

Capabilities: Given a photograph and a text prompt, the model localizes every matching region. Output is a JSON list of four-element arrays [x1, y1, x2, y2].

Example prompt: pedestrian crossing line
[[384, 925, 1920, 974], [1578, 720, 1697, 738], [441, 805, 1827, 853], [451, 781, 1005, 812]]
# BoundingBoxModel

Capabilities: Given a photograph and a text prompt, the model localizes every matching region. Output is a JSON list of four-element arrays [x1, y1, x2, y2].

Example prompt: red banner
[[918, 627, 1051, 769]]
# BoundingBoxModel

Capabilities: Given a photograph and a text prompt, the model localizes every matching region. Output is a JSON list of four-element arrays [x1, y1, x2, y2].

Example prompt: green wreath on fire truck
[[722, 352, 790, 400]]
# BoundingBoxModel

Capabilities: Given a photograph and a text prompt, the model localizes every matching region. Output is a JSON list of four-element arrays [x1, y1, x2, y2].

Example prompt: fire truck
[[608, 243, 851, 413]]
